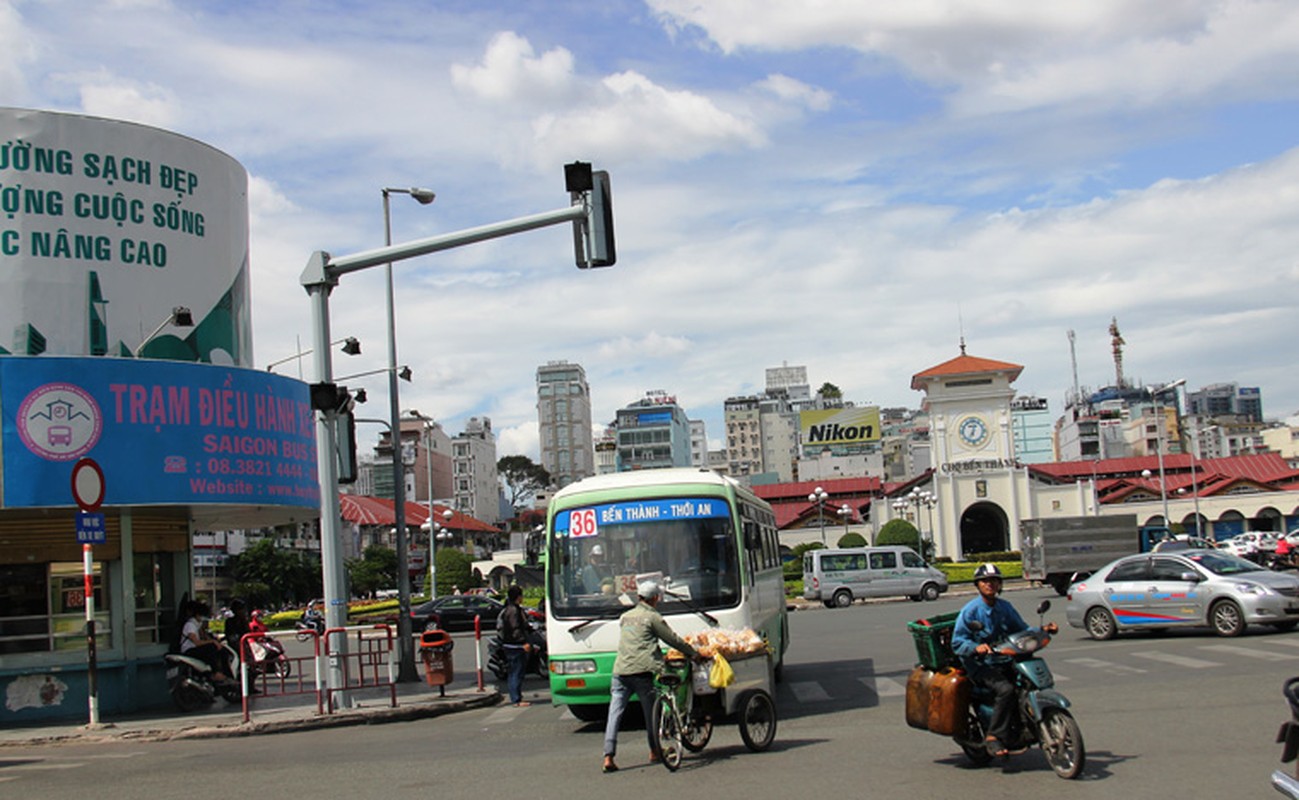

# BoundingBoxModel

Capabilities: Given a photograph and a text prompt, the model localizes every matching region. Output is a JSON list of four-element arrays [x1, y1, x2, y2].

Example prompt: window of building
[[0, 562, 111, 654], [133, 552, 178, 646]]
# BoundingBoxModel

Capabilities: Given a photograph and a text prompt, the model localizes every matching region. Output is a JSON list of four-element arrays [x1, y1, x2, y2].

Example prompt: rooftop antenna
[[958, 304, 967, 355], [1108, 317, 1125, 388], [1067, 329, 1080, 406]]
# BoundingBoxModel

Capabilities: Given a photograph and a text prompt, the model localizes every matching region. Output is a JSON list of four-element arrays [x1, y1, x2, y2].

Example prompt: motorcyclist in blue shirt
[[951, 563, 1057, 757]]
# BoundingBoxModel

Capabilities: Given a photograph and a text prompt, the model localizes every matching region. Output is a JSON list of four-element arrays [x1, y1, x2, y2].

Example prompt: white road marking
[[1062, 657, 1147, 674], [1201, 644, 1295, 662], [861, 676, 907, 697], [1131, 651, 1222, 669], [790, 681, 832, 703]]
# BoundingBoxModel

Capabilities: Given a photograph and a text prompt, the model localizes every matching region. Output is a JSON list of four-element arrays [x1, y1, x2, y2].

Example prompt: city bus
[[544, 468, 788, 721]]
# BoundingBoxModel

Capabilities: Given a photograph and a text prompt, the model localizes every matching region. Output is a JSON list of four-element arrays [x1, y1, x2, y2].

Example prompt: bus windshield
[[548, 496, 740, 619]]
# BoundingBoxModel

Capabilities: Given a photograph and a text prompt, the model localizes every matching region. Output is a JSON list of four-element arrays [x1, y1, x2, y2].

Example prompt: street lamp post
[[381, 185, 435, 684], [837, 504, 852, 542], [809, 486, 829, 545], [133, 306, 194, 357], [1148, 378, 1186, 534]]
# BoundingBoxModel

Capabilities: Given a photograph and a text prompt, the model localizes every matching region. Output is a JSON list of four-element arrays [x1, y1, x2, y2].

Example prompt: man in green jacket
[[601, 579, 698, 773]]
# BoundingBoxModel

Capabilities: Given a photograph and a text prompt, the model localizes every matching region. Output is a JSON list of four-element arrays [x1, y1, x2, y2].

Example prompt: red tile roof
[[910, 353, 1023, 390], [337, 495, 497, 532]]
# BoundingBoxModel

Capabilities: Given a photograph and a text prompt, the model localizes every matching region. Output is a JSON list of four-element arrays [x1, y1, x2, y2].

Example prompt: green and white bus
[[544, 468, 788, 721]]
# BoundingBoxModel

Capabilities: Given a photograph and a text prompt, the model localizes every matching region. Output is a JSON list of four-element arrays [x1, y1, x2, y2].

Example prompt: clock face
[[957, 415, 989, 449]]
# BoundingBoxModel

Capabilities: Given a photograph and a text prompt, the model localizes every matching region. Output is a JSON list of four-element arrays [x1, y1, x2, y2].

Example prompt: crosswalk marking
[[860, 676, 907, 697], [790, 680, 832, 702], [1063, 657, 1148, 674], [1201, 644, 1295, 662], [1264, 638, 1299, 649], [1131, 651, 1222, 669]]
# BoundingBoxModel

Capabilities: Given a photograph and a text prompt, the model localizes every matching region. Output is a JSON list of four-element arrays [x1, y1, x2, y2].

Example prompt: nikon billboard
[[800, 407, 882, 446]]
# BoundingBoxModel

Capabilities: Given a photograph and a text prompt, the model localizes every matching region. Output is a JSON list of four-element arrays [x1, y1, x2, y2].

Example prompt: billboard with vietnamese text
[[0, 356, 317, 510]]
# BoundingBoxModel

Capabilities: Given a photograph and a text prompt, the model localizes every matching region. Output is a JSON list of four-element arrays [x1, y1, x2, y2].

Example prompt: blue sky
[[4, 0, 1298, 460]]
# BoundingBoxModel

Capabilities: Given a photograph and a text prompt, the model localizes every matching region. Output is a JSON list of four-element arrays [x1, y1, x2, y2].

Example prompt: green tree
[[877, 518, 920, 550], [785, 541, 825, 578], [837, 531, 867, 548], [346, 545, 398, 597], [818, 382, 842, 400], [877, 518, 935, 560], [498, 455, 551, 512], [435, 548, 474, 596], [228, 537, 320, 606]]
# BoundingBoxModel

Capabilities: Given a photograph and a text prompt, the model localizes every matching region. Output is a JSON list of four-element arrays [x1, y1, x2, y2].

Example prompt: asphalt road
[[3, 587, 1295, 797]]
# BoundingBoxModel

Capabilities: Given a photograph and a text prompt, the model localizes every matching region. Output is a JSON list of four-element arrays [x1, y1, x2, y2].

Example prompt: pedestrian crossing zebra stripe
[[1131, 651, 1221, 669], [1201, 644, 1294, 661], [790, 681, 832, 702]]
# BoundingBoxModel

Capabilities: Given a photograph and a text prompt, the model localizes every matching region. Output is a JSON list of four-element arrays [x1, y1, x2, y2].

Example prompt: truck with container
[[1020, 514, 1141, 595]]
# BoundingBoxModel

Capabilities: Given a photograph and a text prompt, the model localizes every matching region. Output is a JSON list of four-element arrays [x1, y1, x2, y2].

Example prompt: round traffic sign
[[71, 458, 105, 512]]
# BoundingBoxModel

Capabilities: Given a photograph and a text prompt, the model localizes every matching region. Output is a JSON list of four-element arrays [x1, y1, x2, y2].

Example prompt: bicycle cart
[[652, 651, 778, 771]]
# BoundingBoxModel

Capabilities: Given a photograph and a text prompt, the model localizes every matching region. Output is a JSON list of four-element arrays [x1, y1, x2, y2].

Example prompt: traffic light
[[566, 161, 615, 268], [337, 411, 358, 484]]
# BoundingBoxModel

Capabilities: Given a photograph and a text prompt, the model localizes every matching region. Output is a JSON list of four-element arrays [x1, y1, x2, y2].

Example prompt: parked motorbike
[[487, 628, 548, 680], [955, 601, 1086, 779], [163, 639, 242, 712], [1274, 676, 1299, 796]]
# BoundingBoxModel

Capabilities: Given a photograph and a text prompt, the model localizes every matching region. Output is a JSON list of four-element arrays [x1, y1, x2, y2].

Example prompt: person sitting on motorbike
[[303, 601, 325, 632], [179, 599, 232, 684], [1276, 535, 1294, 569], [951, 563, 1057, 757]]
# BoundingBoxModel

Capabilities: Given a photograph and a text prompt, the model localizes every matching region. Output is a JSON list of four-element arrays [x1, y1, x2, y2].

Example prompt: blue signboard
[[76, 511, 106, 544], [554, 497, 731, 535], [1, 355, 318, 510]]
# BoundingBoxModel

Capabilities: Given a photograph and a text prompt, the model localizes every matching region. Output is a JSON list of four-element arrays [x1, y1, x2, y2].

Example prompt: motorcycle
[[295, 611, 325, 641], [956, 600, 1086, 779], [487, 628, 548, 680], [163, 638, 242, 712], [1274, 676, 1299, 797]]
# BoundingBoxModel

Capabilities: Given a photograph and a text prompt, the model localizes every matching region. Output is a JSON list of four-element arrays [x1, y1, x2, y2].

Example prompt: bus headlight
[[551, 659, 597, 675]]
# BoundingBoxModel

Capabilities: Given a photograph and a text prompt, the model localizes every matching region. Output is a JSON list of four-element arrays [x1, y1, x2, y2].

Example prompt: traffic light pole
[[302, 165, 613, 699]]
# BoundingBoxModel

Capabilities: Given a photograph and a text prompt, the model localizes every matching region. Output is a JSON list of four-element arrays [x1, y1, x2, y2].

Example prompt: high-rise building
[[689, 419, 708, 468], [536, 361, 595, 489], [1010, 395, 1054, 463], [452, 416, 500, 525], [615, 391, 692, 470], [1187, 383, 1263, 423]]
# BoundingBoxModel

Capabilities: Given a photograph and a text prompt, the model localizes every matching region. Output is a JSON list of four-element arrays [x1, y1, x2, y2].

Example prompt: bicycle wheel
[[651, 694, 683, 771], [682, 711, 713, 753]]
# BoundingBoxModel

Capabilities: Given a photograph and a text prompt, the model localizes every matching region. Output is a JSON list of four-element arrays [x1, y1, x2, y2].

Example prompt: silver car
[[1066, 550, 1299, 639]]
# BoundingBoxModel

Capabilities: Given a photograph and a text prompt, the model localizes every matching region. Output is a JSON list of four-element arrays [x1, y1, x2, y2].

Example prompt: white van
[[802, 545, 948, 607]]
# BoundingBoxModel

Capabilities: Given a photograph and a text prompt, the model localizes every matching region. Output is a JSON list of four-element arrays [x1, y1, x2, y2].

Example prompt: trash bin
[[419, 629, 454, 695]]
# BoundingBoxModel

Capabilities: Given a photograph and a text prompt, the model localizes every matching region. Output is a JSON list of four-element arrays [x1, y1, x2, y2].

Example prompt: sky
[[4, 0, 1298, 462]]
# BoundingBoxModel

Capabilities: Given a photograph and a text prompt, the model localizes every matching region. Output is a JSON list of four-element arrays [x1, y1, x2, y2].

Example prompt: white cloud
[[532, 69, 766, 165], [451, 31, 576, 104], [648, 0, 1299, 118], [755, 74, 832, 111]]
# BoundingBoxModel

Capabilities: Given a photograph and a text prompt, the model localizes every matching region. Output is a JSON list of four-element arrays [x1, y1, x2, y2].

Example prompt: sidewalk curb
[[0, 690, 503, 747]]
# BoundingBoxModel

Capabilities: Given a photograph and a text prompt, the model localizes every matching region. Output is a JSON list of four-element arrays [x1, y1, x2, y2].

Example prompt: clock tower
[[903, 344, 1028, 557]]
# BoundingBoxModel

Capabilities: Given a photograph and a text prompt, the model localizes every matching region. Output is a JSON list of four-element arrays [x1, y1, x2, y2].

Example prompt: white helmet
[[636, 579, 661, 600]]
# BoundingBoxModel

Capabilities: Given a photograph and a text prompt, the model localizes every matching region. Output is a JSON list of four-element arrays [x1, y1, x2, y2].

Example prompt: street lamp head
[[398, 366, 412, 382], [353, 388, 367, 404], [408, 188, 436, 205], [171, 306, 194, 327], [340, 337, 361, 356], [442, 508, 453, 521], [1141, 469, 1152, 479]]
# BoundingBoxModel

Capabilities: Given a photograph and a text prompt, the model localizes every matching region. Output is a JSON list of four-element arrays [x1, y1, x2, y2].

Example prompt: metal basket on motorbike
[[907, 611, 961, 671]]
